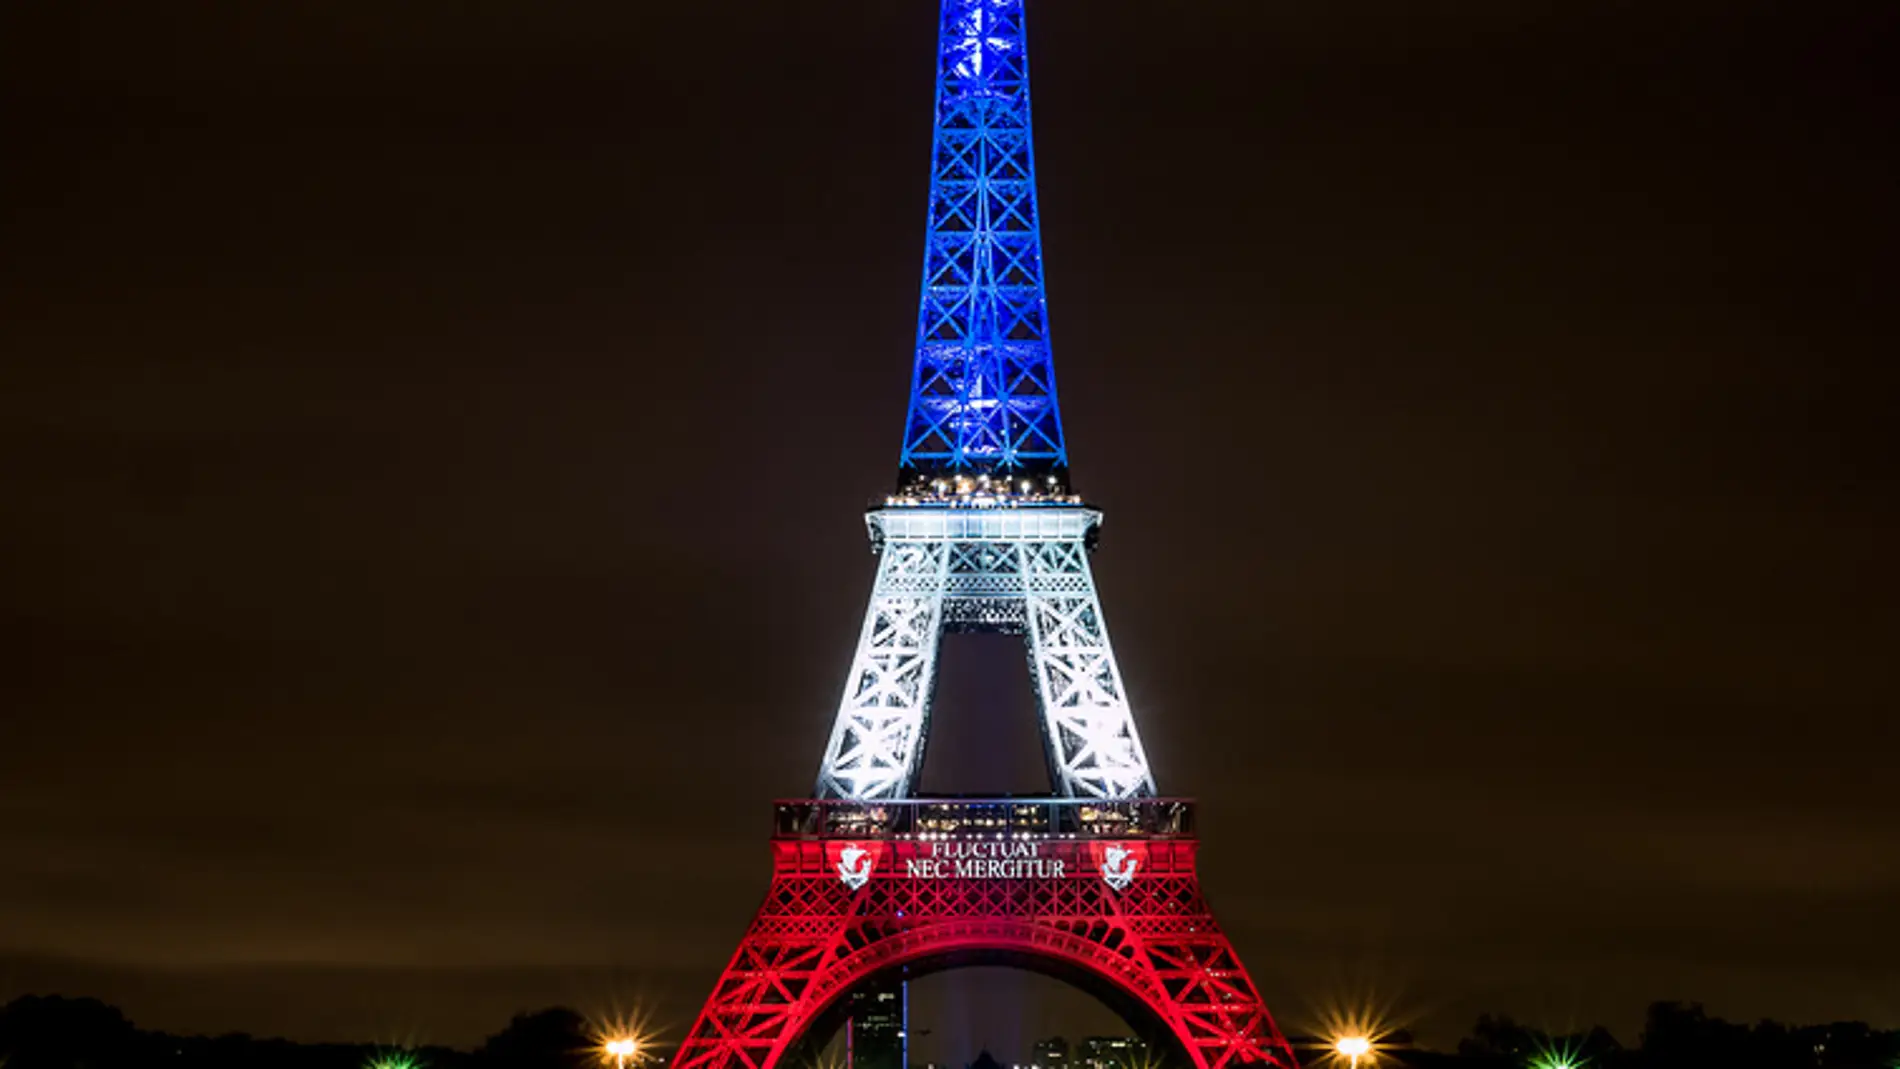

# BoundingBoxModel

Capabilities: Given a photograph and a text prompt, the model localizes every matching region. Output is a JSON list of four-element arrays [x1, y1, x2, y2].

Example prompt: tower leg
[[816, 541, 952, 800], [814, 508, 1159, 803], [1021, 539, 1154, 798]]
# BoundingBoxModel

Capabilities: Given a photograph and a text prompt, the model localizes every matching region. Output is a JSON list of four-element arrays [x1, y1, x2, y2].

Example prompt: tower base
[[672, 800, 1298, 1069]]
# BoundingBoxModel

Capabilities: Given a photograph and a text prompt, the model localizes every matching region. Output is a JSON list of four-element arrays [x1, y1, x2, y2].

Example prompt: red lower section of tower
[[671, 801, 1297, 1069]]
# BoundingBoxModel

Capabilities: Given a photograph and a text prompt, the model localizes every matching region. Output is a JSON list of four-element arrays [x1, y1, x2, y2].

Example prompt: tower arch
[[672, 804, 1296, 1069], [782, 938, 1193, 1069]]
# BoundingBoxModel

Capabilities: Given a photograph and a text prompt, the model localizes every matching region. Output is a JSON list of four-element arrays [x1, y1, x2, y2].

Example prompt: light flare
[[1529, 1037, 1587, 1069], [587, 1007, 664, 1069], [1298, 994, 1410, 1069]]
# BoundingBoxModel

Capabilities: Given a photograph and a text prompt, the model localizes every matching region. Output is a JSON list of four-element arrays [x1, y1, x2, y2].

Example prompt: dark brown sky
[[3, 0, 1896, 1058]]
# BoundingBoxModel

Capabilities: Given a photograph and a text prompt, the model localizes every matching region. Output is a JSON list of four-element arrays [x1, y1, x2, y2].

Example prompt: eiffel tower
[[672, 3, 1298, 1069]]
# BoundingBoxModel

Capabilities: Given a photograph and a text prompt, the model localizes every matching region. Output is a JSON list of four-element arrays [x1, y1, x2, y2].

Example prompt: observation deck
[[871, 474, 1100, 548], [773, 796, 1195, 840], [867, 503, 1101, 549]]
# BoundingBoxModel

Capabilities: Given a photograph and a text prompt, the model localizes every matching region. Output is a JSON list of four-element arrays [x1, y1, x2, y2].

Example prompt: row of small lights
[[887, 473, 1082, 507]]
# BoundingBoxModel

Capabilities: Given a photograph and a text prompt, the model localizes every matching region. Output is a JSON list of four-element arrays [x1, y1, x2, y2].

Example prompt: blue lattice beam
[[898, 0, 1069, 492]]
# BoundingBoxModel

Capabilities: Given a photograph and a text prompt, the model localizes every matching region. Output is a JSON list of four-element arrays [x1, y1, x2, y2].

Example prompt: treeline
[[1388, 1002, 1898, 1069], [0, 998, 596, 1069], [4, 995, 1898, 1069]]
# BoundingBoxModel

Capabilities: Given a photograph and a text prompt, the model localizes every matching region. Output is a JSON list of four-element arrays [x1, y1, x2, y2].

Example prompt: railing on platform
[[773, 797, 1195, 840]]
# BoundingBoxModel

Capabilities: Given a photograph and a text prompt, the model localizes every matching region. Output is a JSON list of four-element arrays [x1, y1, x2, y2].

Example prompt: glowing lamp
[[605, 1039, 640, 1069]]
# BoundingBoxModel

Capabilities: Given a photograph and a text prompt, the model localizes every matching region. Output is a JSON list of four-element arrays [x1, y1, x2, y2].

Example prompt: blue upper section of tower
[[898, 0, 1070, 494]]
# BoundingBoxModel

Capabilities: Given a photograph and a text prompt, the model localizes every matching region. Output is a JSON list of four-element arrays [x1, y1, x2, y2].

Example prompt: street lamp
[[1335, 1036, 1371, 1069], [606, 1038, 640, 1069]]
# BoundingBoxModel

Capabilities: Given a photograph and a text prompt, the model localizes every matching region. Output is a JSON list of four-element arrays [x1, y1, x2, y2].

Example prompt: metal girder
[[900, 0, 1067, 484], [815, 507, 1154, 801]]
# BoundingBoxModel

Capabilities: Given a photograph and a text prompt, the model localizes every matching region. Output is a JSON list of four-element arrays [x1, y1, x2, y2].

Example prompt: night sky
[[4, 0, 1896, 1059]]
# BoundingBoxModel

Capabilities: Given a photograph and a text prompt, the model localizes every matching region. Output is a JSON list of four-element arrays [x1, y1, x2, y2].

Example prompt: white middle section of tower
[[815, 506, 1157, 801]]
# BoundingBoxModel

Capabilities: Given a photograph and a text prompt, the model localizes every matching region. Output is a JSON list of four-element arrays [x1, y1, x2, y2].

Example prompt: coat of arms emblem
[[1100, 845, 1140, 891], [836, 844, 873, 890]]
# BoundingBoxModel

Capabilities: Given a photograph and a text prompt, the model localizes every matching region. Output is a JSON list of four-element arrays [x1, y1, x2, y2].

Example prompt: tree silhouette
[[0, 996, 140, 1069], [476, 1009, 592, 1069]]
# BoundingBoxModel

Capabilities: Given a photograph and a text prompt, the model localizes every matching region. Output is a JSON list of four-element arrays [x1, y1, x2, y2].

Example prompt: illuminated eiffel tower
[[672, 4, 1298, 1069], [814, 0, 1149, 805]]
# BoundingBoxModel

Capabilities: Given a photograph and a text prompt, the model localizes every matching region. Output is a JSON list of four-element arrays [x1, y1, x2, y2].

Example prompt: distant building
[[1077, 1036, 1146, 1069], [848, 979, 907, 1069], [1032, 1037, 1070, 1069]]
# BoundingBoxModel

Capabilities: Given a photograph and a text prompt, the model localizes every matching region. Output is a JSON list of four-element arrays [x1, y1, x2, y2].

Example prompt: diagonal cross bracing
[[815, 507, 1155, 801], [900, 0, 1068, 486]]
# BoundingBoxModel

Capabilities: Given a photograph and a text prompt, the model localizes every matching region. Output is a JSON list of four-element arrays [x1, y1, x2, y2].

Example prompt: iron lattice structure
[[901, 0, 1066, 487], [816, 0, 1143, 805], [815, 507, 1153, 801], [672, 4, 1296, 1069], [672, 803, 1298, 1069]]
